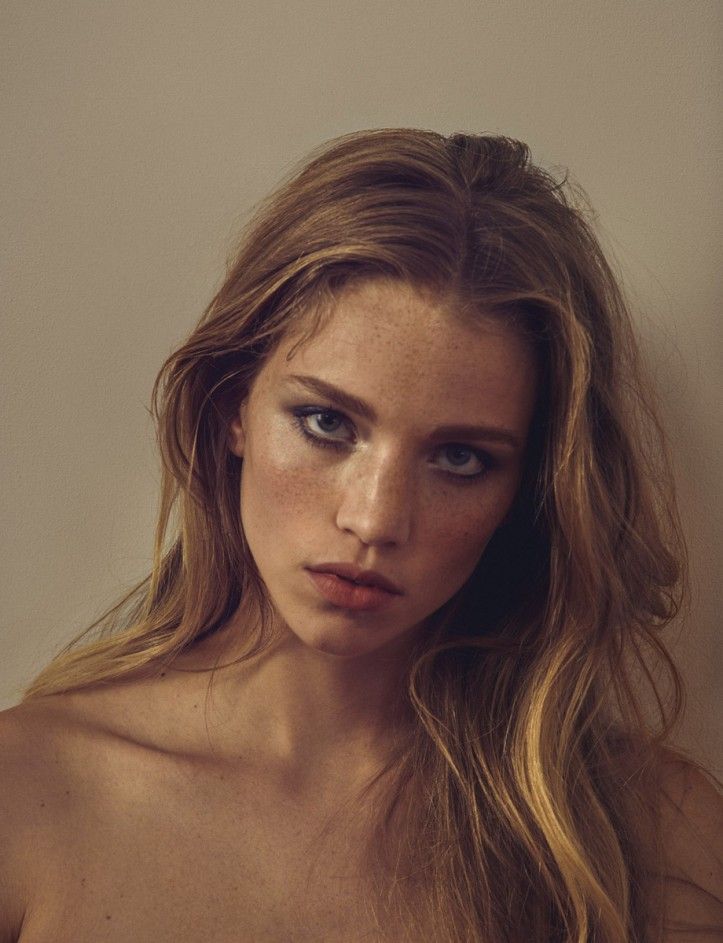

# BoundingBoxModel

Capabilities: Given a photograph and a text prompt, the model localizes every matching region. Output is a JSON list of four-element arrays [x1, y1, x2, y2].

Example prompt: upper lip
[[307, 563, 403, 595]]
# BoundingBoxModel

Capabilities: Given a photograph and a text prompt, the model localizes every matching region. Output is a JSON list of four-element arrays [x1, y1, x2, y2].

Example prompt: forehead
[[254, 279, 537, 429]]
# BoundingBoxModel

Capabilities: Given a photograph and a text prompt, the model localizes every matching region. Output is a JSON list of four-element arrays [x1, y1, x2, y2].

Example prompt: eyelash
[[290, 406, 495, 483]]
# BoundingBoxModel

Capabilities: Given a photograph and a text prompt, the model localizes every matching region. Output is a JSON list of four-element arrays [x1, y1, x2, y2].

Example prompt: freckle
[[40, 801, 45, 808], [65, 790, 70, 796], [160, 671, 166, 677], [81, 877, 86, 886], [193, 703, 198, 709], [105, 914, 112, 920]]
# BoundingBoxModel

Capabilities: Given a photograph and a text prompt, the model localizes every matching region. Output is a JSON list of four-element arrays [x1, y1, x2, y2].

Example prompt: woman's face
[[228, 278, 538, 658]]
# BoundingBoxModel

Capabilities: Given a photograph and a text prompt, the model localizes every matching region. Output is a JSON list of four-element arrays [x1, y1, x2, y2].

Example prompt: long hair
[[23, 128, 703, 941]]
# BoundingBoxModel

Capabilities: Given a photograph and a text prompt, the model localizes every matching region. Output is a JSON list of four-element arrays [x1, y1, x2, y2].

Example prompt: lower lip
[[306, 570, 399, 611]]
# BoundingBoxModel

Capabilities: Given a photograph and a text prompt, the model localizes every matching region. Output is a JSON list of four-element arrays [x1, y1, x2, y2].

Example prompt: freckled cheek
[[239, 426, 332, 529], [428, 515, 491, 573], [422, 497, 510, 587]]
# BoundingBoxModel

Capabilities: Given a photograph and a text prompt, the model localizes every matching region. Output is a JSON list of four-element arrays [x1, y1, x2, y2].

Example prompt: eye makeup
[[288, 405, 497, 483]]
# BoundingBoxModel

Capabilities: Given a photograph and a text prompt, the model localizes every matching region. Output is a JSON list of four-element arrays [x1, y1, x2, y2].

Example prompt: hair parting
[[23, 128, 717, 942]]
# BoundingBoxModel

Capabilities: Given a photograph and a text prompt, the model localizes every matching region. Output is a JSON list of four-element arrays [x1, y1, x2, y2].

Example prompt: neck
[[176, 603, 419, 793]]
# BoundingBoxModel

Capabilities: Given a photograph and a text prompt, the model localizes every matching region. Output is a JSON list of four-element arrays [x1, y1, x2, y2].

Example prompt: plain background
[[2, 1, 721, 773]]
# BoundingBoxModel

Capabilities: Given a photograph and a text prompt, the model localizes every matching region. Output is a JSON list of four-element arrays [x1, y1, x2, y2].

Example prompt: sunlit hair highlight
[[23, 128, 707, 941]]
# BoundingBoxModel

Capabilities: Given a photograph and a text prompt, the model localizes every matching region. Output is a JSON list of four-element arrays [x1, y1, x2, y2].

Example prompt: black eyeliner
[[288, 405, 494, 481], [290, 404, 353, 449]]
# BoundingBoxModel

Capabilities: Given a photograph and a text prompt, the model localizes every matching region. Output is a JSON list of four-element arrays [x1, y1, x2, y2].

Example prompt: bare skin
[[1, 278, 541, 941], [1, 279, 722, 940], [2, 283, 536, 943], [3, 669, 722, 943], [1, 650, 411, 942]]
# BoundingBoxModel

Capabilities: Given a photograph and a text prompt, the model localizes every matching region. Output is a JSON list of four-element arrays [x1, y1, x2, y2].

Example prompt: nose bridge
[[336, 442, 414, 547]]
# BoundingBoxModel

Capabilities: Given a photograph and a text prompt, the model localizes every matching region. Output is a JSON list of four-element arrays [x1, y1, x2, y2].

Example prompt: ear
[[228, 403, 246, 458]]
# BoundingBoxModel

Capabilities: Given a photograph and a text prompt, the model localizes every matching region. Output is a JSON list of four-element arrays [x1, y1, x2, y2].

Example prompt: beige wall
[[2, 1, 720, 771]]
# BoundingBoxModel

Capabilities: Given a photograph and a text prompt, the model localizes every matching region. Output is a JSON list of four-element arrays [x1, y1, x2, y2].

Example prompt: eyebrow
[[284, 374, 524, 450]]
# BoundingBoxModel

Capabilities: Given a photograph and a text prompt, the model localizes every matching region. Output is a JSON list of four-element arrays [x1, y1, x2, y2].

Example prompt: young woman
[[1, 129, 720, 942]]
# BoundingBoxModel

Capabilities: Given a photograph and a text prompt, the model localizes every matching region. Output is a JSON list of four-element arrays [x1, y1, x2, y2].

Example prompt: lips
[[306, 562, 403, 595]]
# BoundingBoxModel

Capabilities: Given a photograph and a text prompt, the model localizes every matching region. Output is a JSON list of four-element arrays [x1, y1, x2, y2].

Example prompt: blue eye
[[292, 407, 351, 448], [290, 406, 493, 481], [436, 445, 488, 478], [311, 412, 345, 435]]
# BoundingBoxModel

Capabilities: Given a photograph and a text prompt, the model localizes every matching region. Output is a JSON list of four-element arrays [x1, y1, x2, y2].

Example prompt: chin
[[270, 590, 420, 658]]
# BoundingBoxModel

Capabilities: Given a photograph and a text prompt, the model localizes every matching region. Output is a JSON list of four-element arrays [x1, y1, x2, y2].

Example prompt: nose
[[335, 448, 414, 548]]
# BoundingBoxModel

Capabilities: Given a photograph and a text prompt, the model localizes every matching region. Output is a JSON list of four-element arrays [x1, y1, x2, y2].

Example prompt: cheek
[[426, 510, 494, 576], [421, 486, 516, 588], [239, 423, 330, 532]]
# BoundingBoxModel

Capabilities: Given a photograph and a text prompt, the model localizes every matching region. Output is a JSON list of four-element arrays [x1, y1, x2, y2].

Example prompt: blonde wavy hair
[[23, 129, 709, 941]]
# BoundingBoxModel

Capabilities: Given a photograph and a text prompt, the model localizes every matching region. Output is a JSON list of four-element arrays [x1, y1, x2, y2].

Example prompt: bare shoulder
[[655, 752, 723, 939], [0, 679, 197, 943], [0, 694, 82, 820], [0, 682, 167, 929], [0, 696, 82, 943]]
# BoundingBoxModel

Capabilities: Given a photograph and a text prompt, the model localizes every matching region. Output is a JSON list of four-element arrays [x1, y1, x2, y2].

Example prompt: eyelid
[[435, 445, 490, 478], [295, 404, 355, 438], [290, 407, 357, 456], [290, 405, 495, 478]]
